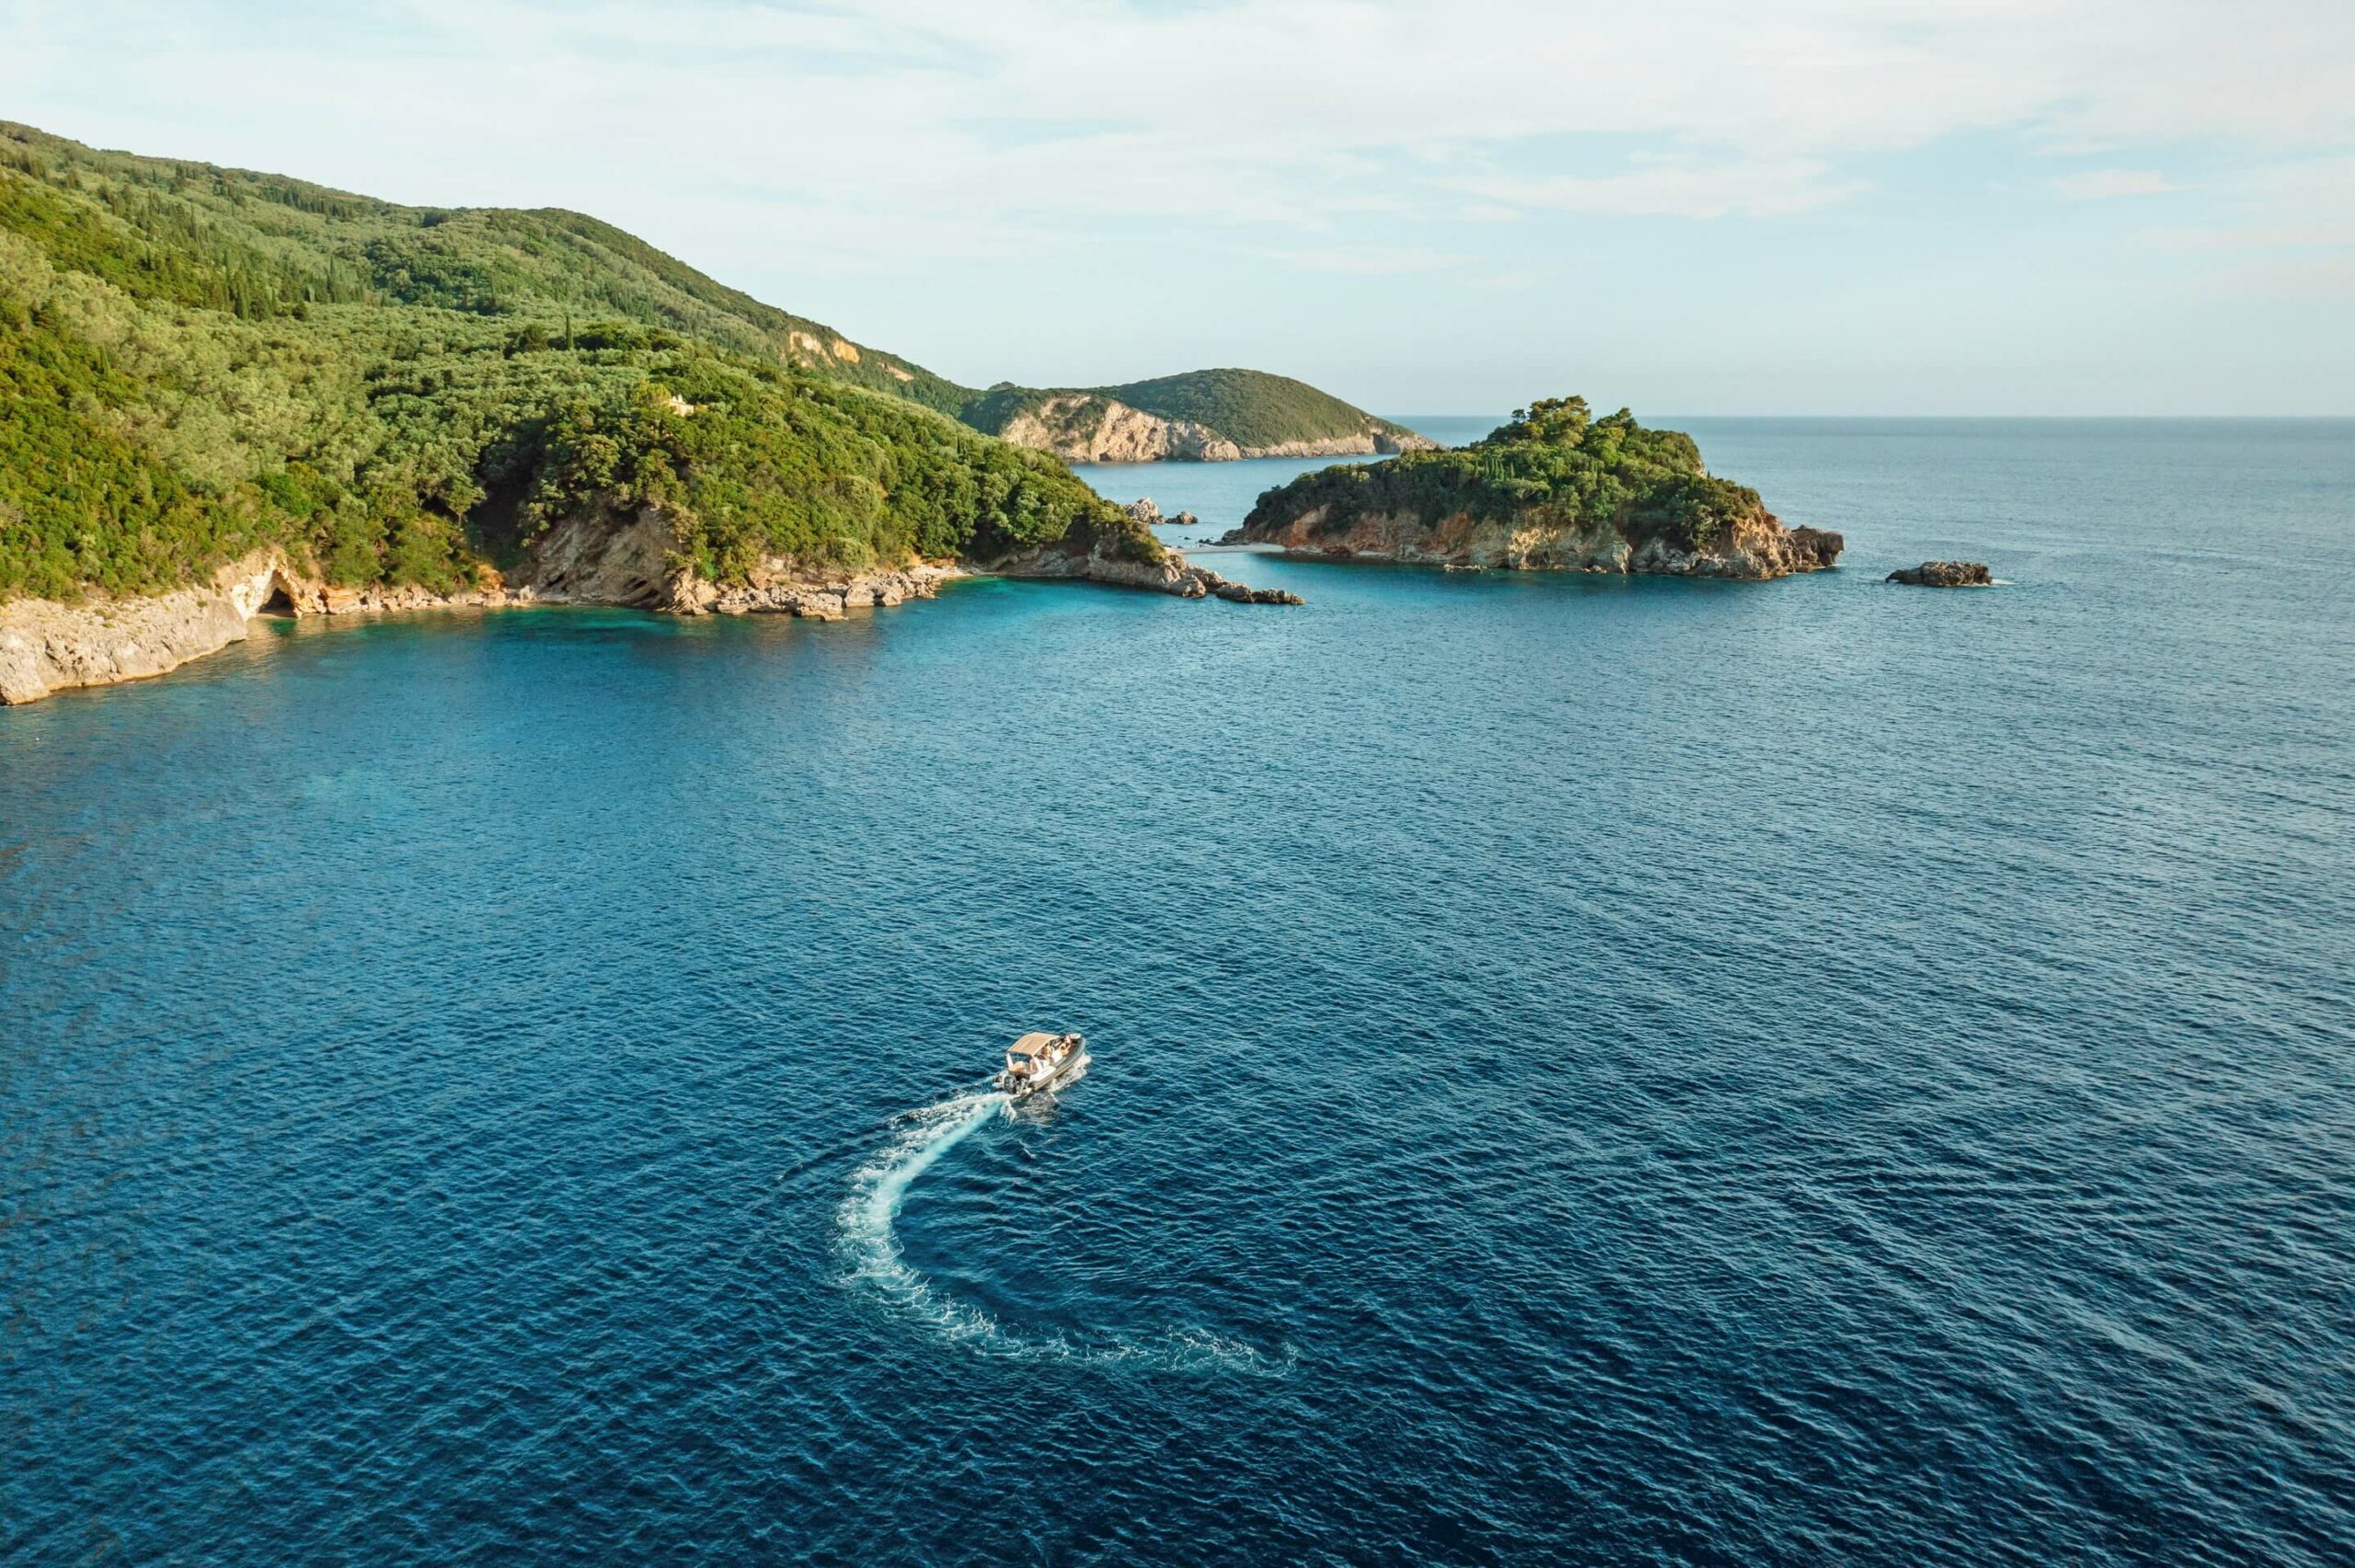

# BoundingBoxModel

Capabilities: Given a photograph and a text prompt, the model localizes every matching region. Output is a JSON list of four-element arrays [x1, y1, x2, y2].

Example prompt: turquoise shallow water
[[5, 419, 2353, 1563]]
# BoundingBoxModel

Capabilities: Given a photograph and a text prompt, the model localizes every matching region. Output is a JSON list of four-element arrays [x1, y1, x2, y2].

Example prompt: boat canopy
[[1006, 1032, 1063, 1058]]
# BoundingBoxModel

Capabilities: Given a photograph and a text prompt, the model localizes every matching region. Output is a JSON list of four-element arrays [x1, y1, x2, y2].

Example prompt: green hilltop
[[1095, 369, 1423, 452], [5, 124, 1408, 603]]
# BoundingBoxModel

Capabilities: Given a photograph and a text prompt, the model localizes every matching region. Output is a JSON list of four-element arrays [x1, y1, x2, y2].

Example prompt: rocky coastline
[[996, 533, 1303, 605], [3, 506, 1296, 704], [1220, 509, 1844, 580]]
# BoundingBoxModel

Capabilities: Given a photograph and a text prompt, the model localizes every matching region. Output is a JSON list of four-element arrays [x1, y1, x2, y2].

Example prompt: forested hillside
[[0, 121, 1125, 601]]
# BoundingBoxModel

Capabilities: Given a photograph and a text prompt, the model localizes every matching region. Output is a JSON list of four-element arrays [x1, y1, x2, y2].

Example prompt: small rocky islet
[[1218, 398, 1844, 580], [1888, 561, 1994, 587]]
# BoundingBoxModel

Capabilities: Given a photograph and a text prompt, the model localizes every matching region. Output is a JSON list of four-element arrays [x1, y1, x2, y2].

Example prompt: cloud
[[1461, 157, 1867, 219], [9, 1, 2353, 244], [2051, 169, 2175, 199], [2142, 154, 2355, 299], [1258, 246, 1469, 276], [6, 0, 2354, 338]]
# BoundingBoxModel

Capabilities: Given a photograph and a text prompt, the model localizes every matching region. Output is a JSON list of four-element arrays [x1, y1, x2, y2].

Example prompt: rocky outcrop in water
[[1227, 399, 1842, 582], [997, 534, 1301, 605], [1124, 499, 1200, 530], [1887, 561, 1993, 587]]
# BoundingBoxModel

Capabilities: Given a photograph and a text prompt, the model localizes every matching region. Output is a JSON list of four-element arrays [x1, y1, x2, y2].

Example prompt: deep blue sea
[[5, 418, 2353, 1564]]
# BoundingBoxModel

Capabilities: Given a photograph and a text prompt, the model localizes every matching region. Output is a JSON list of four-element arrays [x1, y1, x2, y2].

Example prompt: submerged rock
[[1887, 561, 1993, 587], [1211, 579, 1304, 604]]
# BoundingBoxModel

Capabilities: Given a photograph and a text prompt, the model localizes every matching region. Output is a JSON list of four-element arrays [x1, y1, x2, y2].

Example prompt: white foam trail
[[834, 1092, 1292, 1377]]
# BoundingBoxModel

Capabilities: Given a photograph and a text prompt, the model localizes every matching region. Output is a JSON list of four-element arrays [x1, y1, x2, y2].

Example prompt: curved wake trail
[[835, 1092, 1292, 1377]]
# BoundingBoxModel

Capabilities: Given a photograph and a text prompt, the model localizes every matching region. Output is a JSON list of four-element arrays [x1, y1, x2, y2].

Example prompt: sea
[[3, 418, 2351, 1564]]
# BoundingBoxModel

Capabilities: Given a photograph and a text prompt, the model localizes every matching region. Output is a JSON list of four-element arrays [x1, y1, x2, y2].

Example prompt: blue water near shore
[[5, 419, 2353, 1564]]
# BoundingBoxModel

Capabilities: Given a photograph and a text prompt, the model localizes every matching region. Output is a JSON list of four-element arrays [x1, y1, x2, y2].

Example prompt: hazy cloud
[[11, 0, 2353, 257], [2051, 169, 2176, 199], [5, 0, 2350, 407]]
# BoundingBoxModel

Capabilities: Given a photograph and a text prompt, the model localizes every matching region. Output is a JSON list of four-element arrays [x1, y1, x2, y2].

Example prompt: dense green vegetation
[[962, 368, 1418, 452], [0, 121, 1131, 601], [1245, 397, 1764, 554]]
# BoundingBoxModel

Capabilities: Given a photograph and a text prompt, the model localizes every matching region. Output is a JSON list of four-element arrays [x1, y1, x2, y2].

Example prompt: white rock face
[[995, 395, 1242, 463], [0, 509, 973, 704], [1231, 503, 1844, 581], [991, 395, 1440, 464], [2, 554, 281, 704]]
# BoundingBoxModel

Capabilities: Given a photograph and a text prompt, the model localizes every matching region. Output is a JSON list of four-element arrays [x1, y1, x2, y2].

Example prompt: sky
[[6, 0, 2352, 414]]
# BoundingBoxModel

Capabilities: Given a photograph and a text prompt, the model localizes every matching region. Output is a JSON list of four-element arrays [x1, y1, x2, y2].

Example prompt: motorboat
[[994, 1031, 1089, 1098]]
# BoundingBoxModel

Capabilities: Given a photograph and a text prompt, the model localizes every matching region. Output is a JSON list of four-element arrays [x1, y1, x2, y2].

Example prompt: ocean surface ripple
[[4, 418, 2352, 1564]]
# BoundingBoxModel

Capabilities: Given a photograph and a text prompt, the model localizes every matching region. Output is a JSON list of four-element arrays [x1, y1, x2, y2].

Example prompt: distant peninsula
[[960, 371, 1436, 464], [1224, 398, 1843, 579]]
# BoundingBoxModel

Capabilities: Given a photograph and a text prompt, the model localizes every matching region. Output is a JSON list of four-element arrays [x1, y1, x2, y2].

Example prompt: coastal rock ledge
[[2, 519, 1299, 704], [3, 553, 292, 705], [999, 534, 1303, 604], [0, 544, 971, 704], [1223, 514, 1844, 580]]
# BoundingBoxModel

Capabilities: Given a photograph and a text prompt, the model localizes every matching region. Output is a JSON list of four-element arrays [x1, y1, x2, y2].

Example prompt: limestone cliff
[[1231, 503, 1844, 580], [993, 395, 1243, 463], [989, 394, 1439, 464], [963, 372, 1440, 465], [3, 554, 288, 705]]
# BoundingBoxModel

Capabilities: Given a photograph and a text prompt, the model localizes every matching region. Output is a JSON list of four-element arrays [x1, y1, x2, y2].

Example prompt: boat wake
[[834, 1091, 1291, 1377]]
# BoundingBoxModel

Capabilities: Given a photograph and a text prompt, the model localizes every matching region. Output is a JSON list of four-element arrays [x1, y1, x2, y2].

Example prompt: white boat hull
[[998, 1049, 1089, 1098]]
